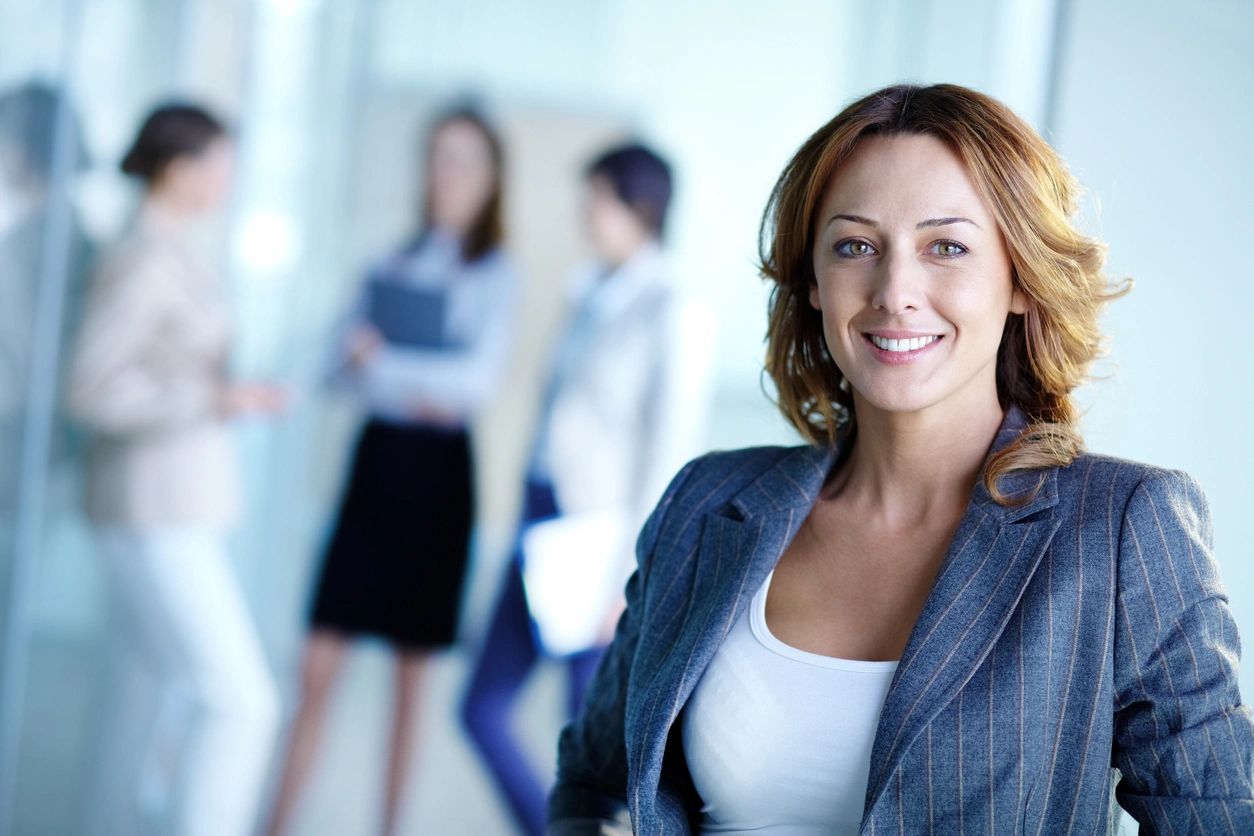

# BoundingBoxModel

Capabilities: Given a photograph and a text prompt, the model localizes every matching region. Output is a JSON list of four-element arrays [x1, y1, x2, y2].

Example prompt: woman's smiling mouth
[[861, 331, 945, 364]]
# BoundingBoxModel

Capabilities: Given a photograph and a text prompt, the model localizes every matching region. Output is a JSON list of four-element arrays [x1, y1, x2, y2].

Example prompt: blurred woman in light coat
[[68, 103, 285, 836]]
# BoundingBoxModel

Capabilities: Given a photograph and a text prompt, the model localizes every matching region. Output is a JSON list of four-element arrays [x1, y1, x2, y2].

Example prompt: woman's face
[[158, 135, 235, 214], [583, 174, 648, 265], [809, 133, 1027, 416], [427, 119, 496, 236]]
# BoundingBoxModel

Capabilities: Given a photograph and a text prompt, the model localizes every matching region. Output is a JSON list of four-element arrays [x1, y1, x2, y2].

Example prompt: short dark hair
[[120, 103, 228, 182], [586, 142, 673, 238]]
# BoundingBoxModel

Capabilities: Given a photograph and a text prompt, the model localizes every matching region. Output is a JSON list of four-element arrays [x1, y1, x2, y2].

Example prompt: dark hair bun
[[119, 145, 148, 178], [119, 102, 228, 182]]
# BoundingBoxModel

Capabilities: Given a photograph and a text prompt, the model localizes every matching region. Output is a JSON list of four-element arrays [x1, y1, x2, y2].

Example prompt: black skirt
[[309, 419, 474, 649]]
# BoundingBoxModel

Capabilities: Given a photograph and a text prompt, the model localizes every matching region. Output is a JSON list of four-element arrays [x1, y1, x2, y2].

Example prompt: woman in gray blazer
[[548, 83, 1254, 834]]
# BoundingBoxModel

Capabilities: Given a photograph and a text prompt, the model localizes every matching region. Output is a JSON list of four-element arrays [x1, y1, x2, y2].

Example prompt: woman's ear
[[809, 281, 821, 311], [1010, 284, 1029, 315]]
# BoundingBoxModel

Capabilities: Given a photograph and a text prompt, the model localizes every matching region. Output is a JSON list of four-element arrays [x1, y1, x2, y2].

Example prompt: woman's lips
[[861, 333, 944, 365]]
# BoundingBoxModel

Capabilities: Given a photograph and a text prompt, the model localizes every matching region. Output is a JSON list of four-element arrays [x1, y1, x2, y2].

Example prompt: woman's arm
[[547, 455, 704, 834], [357, 260, 519, 417], [1112, 468, 1254, 830]]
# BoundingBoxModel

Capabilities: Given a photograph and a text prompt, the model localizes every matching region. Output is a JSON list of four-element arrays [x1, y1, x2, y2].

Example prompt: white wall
[[1049, 0, 1254, 700]]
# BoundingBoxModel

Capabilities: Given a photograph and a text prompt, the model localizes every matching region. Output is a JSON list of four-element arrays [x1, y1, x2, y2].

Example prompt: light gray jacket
[[66, 210, 239, 529]]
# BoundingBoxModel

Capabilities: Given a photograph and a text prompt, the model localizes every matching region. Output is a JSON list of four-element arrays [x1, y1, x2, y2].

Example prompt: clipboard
[[366, 277, 450, 349], [520, 510, 632, 657]]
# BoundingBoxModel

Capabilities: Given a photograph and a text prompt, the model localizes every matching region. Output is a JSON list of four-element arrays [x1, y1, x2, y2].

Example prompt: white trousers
[[83, 527, 278, 836]]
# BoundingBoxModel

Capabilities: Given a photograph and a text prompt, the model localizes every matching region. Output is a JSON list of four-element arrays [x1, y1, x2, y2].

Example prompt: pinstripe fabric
[[547, 405, 1254, 835]]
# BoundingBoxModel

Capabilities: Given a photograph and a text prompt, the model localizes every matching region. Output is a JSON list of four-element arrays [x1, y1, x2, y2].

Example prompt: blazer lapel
[[632, 444, 837, 780], [859, 406, 1061, 826], [630, 403, 1062, 826]]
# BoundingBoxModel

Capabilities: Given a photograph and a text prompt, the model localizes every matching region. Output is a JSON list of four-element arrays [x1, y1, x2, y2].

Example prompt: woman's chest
[[121, 235, 232, 357], [765, 515, 962, 662], [677, 543, 1119, 827], [154, 270, 232, 361]]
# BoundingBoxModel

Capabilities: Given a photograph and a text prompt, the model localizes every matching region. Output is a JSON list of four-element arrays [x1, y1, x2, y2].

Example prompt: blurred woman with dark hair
[[263, 105, 519, 836], [68, 103, 285, 836], [460, 142, 692, 836]]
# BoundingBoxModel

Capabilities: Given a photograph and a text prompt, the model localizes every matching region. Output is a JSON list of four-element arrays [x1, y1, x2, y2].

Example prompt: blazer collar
[[726, 402, 1056, 523]]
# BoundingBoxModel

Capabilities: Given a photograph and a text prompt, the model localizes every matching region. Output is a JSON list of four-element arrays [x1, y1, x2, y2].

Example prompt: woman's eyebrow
[[826, 214, 982, 230], [917, 216, 981, 229], [828, 213, 878, 227]]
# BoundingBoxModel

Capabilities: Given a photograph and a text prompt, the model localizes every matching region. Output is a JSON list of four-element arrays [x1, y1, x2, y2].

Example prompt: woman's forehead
[[819, 134, 992, 225]]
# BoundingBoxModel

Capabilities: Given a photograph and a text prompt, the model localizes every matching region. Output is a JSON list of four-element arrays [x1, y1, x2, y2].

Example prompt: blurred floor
[[15, 631, 569, 835]]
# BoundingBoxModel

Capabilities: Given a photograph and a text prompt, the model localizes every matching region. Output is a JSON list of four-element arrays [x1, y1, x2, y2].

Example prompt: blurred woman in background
[[68, 103, 285, 836], [461, 142, 687, 836], [264, 106, 517, 836], [0, 82, 94, 533]]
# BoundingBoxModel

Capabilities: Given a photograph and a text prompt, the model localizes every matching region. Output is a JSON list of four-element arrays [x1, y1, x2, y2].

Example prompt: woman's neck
[[140, 192, 200, 234], [428, 217, 474, 244], [602, 237, 659, 273], [825, 391, 1006, 530]]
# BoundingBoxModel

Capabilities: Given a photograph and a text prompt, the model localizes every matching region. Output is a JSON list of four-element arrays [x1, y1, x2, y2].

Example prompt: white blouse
[[328, 228, 518, 425], [681, 567, 899, 835]]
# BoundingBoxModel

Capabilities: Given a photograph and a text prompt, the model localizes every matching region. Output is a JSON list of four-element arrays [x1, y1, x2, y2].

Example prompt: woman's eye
[[931, 240, 968, 257], [835, 239, 876, 258]]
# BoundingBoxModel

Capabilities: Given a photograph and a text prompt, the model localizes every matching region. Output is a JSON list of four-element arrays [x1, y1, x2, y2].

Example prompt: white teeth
[[870, 334, 939, 352]]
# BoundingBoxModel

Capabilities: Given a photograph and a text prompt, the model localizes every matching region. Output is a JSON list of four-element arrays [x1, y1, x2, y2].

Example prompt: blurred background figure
[[0, 81, 92, 558], [460, 142, 695, 836], [264, 106, 518, 836], [65, 103, 285, 836]]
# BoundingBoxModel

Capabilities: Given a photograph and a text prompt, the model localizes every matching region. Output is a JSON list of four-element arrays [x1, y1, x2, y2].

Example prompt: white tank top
[[680, 568, 898, 835]]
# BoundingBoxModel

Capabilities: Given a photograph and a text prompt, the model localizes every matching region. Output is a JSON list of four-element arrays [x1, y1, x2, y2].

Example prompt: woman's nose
[[870, 250, 923, 315]]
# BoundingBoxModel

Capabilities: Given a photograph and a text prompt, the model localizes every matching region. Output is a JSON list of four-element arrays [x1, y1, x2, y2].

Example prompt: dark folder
[[366, 277, 451, 349]]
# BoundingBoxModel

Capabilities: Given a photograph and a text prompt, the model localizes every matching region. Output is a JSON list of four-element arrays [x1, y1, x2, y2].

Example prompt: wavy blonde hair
[[759, 83, 1132, 506]]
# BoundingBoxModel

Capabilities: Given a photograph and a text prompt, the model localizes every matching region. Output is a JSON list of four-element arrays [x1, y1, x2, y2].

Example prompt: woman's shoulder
[[91, 228, 181, 291], [1061, 450, 1208, 501], [1057, 451, 1211, 537], [653, 444, 817, 519], [465, 242, 518, 278], [632, 446, 797, 570]]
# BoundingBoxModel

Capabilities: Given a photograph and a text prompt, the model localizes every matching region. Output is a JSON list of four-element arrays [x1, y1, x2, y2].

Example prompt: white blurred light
[[233, 210, 301, 276], [264, 0, 320, 20]]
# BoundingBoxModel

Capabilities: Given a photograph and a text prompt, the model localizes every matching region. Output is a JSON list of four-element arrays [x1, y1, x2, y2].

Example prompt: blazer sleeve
[[547, 454, 705, 835], [1111, 468, 1254, 830]]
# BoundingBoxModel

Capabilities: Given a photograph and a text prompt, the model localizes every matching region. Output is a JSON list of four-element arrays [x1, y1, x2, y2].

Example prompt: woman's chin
[[849, 385, 941, 417]]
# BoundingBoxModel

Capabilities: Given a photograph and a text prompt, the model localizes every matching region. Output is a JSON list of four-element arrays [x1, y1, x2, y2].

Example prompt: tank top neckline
[[749, 568, 900, 673]]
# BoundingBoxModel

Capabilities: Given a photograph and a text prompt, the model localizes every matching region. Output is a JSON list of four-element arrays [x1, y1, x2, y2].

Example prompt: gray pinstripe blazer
[[548, 404, 1254, 834]]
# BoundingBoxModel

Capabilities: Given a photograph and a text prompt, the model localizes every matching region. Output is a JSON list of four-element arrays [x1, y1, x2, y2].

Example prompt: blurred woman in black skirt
[[264, 106, 517, 836]]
